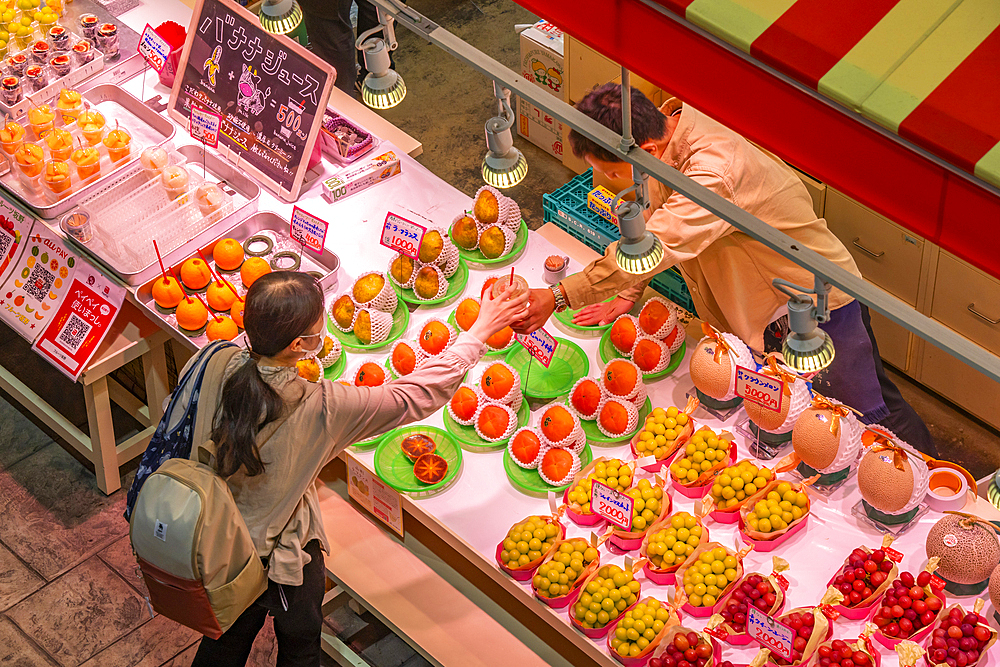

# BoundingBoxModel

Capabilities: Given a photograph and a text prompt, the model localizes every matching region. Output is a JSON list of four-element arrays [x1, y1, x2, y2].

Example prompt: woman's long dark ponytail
[[211, 271, 324, 477]]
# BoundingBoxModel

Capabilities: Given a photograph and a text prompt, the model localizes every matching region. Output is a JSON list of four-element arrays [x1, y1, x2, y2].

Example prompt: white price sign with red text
[[290, 206, 329, 255], [380, 212, 425, 259], [189, 105, 221, 148], [736, 365, 783, 413], [514, 327, 557, 368], [747, 606, 794, 660], [591, 480, 633, 531], [137, 24, 171, 72]]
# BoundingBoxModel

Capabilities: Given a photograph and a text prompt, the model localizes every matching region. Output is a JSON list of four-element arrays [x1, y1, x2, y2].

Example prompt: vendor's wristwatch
[[550, 284, 568, 313]]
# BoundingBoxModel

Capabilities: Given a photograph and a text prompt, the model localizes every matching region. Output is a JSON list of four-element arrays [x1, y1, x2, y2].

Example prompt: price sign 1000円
[[380, 212, 426, 259]]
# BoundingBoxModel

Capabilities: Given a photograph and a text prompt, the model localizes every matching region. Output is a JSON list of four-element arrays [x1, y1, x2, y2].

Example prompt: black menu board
[[168, 0, 334, 201]]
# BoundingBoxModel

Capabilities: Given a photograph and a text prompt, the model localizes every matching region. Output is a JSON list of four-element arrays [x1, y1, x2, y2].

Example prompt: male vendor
[[514, 84, 935, 456]]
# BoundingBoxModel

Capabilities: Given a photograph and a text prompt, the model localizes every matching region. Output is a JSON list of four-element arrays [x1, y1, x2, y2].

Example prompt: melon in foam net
[[790, 395, 863, 475], [856, 428, 929, 517], [688, 324, 754, 402]]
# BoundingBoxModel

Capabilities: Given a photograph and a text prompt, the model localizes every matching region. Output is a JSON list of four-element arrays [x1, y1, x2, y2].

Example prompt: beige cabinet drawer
[[930, 252, 1000, 352], [825, 190, 923, 306], [868, 309, 910, 372], [792, 167, 826, 219], [918, 340, 1000, 430]]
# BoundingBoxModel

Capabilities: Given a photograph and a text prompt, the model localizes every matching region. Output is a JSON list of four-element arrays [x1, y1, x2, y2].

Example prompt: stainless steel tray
[[0, 83, 175, 219], [135, 211, 342, 352], [56, 144, 260, 285]]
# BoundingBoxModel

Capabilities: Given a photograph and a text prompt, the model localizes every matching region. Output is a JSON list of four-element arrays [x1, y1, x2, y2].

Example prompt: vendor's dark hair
[[568, 83, 667, 163], [211, 271, 324, 477]]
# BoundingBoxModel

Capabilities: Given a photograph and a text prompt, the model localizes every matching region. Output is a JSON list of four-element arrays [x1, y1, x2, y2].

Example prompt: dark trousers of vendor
[[191, 540, 326, 667], [763, 300, 938, 458]]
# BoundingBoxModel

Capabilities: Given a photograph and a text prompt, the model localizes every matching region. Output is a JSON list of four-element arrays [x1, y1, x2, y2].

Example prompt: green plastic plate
[[351, 432, 387, 452], [394, 258, 469, 306], [505, 337, 589, 399], [444, 398, 530, 450], [453, 219, 528, 267], [374, 425, 462, 494], [446, 310, 513, 357], [578, 396, 651, 445], [322, 352, 347, 382], [598, 328, 686, 381], [328, 299, 409, 351], [504, 443, 594, 495], [553, 298, 615, 335]]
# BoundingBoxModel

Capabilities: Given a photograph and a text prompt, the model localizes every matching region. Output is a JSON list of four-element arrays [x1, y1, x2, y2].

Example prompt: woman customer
[[185, 271, 528, 666]]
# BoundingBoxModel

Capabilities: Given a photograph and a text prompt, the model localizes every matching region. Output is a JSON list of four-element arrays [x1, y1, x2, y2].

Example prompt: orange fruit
[[296, 357, 321, 382], [511, 430, 542, 465], [599, 400, 630, 435], [179, 257, 212, 291], [449, 386, 479, 421], [455, 298, 480, 331], [206, 279, 237, 312], [206, 315, 238, 341], [230, 299, 245, 328], [633, 339, 664, 372], [481, 363, 515, 400], [151, 276, 183, 309], [570, 379, 602, 417], [392, 342, 417, 375], [486, 326, 514, 350], [540, 448, 574, 484], [355, 362, 386, 387], [480, 276, 499, 300], [663, 325, 680, 348], [401, 434, 436, 461], [604, 360, 638, 397], [541, 405, 575, 443], [477, 405, 511, 439], [610, 316, 638, 355], [212, 238, 244, 271], [413, 453, 448, 485], [175, 296, 208, 331], [240, 256, 271, 288], [419, 320, 451, 356], [639, 300, 672, 336]]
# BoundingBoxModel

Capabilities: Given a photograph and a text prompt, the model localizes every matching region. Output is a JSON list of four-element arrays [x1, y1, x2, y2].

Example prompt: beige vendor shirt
[[182, 333, 486, 586], [560, 98, 862, 352]]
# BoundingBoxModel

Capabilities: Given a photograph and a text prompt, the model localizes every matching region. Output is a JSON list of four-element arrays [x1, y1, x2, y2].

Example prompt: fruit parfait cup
[[607, 597, 681, 665], [70, 144, 101, 183], [530, 535, 600, 609], [668, 427, 737, 500], [77, 109, 106, 146], [43, 127, 73, 161], [922, 601, 996, 667], [871, 564, 948, 650], [41, 159, 71, 201], [102, 124, 131, 163], [609, 476, 672, 553], [761, 603, 836, 667], [675, 542, 746, 618], [13, 141, 43, 185], [738, 479, 812, 551], [495, 513, 565, 582], [0, 119, 25, 159], [707, 459, 775, 524], [630, 397, 699, 473], [825, 536, 900, 620], [641, 510, 710, 586], [571, 562, 643, 639], [27, 104, 55, 140], [707, 560, 789, 645]]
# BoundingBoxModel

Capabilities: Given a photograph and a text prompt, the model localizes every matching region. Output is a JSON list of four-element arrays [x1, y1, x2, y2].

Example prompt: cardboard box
[[322, 150, 400, 203], [517, 20, 565, 159]]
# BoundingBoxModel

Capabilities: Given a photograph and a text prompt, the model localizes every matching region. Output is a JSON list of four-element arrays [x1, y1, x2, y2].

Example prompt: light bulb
[[360, 38, 406, 109], [482, 116, 526, 188]]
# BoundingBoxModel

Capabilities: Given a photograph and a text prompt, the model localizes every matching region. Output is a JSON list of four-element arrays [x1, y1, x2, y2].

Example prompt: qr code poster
[[34, 266, 125, 380], [0, 230, 78, 342]]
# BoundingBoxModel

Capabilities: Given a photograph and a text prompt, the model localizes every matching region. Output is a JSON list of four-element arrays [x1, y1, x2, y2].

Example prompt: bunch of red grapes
[[770, 611, 815, 665], [719, 574, 778, 633], [927, 607, 993, 667], [647, 632, 714, 667], [871, 570, 942, 639], [831, 547, 893, 607], [815, 639, 875, 667]]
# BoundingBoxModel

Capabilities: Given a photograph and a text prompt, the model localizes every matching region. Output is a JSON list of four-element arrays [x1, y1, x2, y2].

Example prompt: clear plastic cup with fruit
[[809, 636, 880, 667], [760, 604, 836, 667], [706, 459, 775, 524], [709, 559, 790, 645], [564, 457, 634, 526], [646, 625, 721, 667], [609, 476, 672, 551]]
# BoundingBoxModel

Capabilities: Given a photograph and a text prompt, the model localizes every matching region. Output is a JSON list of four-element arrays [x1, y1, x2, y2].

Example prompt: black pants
[[191, 540, 326, 667], [764, 303, 937, 457]]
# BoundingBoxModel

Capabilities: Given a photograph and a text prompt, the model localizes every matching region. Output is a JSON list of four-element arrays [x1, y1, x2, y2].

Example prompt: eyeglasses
[[299, 332, 323, 340]]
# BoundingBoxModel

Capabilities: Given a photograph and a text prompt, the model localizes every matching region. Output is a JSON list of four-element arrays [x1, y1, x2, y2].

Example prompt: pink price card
[[736, 365, 784, 413], [380, 212, 426, 260], [188, 105, 222, 149], [747, 606, 795, 660], [290, 206, 329, 255], [514, 327, 558, 368], [590, 479, 633, 531], [137, 23, 171, 72]]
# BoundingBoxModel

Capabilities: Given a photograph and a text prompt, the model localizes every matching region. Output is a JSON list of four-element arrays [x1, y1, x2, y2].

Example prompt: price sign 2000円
[[591, 480, 634, 531]]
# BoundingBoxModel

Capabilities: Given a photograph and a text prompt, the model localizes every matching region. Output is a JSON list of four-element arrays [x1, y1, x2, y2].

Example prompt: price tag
[[773, 573, 790, 591], [137, 23, 171, 73], [591, 480, 633, 531], [188, 105, 221, 148], [289, 206, 329, 255], [884, 547, 904, 563], [929, 574, 946, 592], [380, 212, 425, 260], [736, 365, 783, 412], [346, 452, 403, 537], [514, 327, 558, 368], [747, 606, 794, 660], [706, 626, 729, 641]]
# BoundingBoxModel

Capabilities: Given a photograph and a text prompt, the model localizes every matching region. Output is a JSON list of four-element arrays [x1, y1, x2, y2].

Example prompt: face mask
[[300, 333, 324, 356]]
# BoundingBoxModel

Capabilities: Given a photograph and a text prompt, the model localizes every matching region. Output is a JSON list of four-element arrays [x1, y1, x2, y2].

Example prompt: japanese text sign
[[514, 327, 558, 368], [0, 229, 77, 342], [290, 206, 328, 255], [346, 452, 403, 537], [747, 606, 794, 660], [189, 105, 221, 148], [380, 212, 425, 259], [736, 365, 783, 413], [591, 480, 633, 531], [138, 24, 172, 72]]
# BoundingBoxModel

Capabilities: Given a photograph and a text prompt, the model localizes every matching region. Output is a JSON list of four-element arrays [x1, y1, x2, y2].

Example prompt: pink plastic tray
[[669, 441, 737, 499], [563, 487, 607, 527], [739, 514, 809, 552]]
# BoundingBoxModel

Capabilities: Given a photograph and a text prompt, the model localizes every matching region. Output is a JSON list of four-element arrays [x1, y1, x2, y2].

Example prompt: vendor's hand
[[511, 288, 555, 335], [468, 283, 529, 344], [572, 297, 634, 326]]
